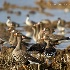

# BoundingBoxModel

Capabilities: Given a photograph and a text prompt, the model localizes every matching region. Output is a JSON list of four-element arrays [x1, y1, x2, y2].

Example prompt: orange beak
[[14, 33, 17, 36]]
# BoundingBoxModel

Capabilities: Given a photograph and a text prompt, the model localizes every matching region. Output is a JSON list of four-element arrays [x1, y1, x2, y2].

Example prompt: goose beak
[[14, 33, 18, 36]]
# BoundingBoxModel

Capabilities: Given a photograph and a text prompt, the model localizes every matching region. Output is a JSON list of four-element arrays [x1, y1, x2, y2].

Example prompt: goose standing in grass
[[12, 32, 42, 70], [12, 32, 42, 64], [32, 23, 44, 43], [43, 37, 56, 57], [57, 18, 65, 32], [25, 14, 37, 26]]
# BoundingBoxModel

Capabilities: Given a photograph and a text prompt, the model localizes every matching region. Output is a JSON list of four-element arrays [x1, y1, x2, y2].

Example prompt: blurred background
[[0, 0, 70, 25]]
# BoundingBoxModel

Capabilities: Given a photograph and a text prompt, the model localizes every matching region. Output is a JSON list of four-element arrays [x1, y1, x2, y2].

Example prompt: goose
[[43, 38, 56, 57], [12, 33, 42, 64], [32, 23, 43, 42], [25, 14, 37, 26], [57, 18, 65, 32], [9, 29, 20, 47], [6, 16, 13, 28], [47, 34, 70, 41], [23, 25, 33, 37], [38, 28, 51, 41], [40, 19, 54, 32], [42, 27, 70, 41], [6, 16, 20, 28]]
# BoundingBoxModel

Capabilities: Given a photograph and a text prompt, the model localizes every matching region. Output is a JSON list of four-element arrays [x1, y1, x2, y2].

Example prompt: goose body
[[41, 19, 51, 25], [47, 34, 70, 41], [57, 25, 65, 32]]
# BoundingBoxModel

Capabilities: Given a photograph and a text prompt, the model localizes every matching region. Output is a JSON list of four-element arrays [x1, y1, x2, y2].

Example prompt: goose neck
[[12, 35, 17, 46], [57, 20, 61, 26], [26, 17, 29, 22], [9, 32, 14, 42], [16, 36, 22, 50]]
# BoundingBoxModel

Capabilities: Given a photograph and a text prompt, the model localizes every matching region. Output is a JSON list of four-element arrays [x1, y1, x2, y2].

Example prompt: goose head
[[10, 31, 18, 46], [7, 16, 10, 19], [57, 18, 61, 25], [14, 32, 22, 46], [26, 14, 29, 17], [9, 30, 15, 42], [42, 28, 50, 35], [6, 16, 13, 28], [14, 32, 26, 40]]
